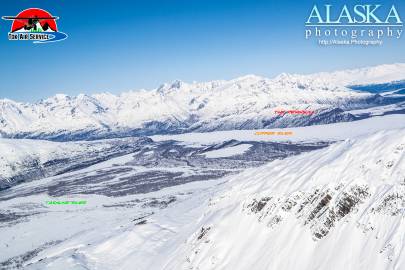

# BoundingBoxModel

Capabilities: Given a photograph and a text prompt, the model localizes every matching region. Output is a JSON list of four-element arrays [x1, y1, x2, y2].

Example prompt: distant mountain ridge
[[1, 63, 405, 141]]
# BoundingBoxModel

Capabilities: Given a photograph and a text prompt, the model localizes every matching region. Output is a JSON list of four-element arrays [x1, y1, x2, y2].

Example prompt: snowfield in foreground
[[162, 128, 405, 270], [1, 122, 404, 269]]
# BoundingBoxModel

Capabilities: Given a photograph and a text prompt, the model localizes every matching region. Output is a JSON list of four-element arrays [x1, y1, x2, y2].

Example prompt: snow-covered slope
[[0, 139, 84, 179], [152, 114, 405, 144], [0, 137, 150, 189], [161, 128, 405, 270], [1, 63, 404, 141]]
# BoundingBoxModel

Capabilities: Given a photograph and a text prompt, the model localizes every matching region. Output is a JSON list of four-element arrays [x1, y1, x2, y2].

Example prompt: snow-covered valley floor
[[0, 114, 404, 270]]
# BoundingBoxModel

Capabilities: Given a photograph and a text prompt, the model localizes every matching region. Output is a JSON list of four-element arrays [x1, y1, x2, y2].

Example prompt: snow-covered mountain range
[[1, 63, 405, 141]]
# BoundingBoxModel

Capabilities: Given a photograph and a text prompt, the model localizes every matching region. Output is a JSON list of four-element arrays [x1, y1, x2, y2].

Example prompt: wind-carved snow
[[1, 63, 404, 140]]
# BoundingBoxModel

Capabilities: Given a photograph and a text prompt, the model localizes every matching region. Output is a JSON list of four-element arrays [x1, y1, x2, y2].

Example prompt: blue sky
[[1, 0, 404, 102]]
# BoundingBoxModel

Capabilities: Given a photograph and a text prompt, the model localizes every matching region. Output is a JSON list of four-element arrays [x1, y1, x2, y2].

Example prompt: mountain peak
[[230, 74, 264, 84], [157, 79, 187, 94], [170, 79, 185, 89], [55, 93, 70, 99], [77, 93, 90, 99]]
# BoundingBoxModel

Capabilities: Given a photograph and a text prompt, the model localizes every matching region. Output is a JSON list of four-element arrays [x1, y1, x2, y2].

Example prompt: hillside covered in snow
[[160, 128, 405, 270], [1, 63, 404, 141], [0, 137, 151, 189], [0, 114, 403, 270]]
